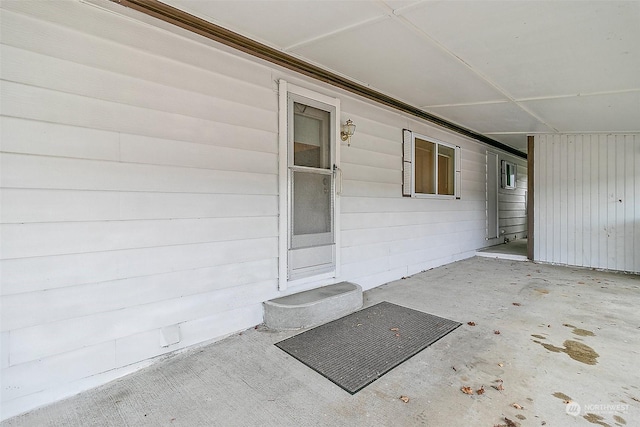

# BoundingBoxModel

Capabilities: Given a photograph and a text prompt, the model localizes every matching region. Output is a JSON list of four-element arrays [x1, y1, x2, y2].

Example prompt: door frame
[[278, 80, 341, 291]]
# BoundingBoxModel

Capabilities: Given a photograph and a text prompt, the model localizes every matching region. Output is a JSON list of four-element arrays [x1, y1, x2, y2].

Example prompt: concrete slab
[[264, 282, 363, 330], [3, 257, 639, 427], [477, 239, 528, 261]]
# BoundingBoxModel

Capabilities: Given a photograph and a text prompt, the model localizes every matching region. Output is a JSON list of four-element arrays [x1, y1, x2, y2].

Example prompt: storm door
[[487, 151, 499, 240], [287, 95, 336, 281]]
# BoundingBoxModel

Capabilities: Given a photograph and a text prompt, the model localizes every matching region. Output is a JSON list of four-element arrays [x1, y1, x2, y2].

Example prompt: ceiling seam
[[515, 88, 640, 102], [389, 8, 559, 133], [283, 15, 389, 52], [424, 88, 640, 108]]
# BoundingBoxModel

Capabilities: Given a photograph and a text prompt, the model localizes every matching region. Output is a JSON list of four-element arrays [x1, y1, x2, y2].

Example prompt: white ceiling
[[164, 0, 640, 153]]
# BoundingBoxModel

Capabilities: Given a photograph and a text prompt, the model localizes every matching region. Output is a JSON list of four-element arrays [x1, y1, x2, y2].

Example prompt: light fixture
[[340, 119, 356, 146]]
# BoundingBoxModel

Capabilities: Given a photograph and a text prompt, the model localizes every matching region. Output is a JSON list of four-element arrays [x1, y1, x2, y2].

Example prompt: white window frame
[[402, 129, 461, 199]]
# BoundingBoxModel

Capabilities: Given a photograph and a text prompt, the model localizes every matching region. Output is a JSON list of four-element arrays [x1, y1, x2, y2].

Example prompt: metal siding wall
[[533, 134, 639, 273]]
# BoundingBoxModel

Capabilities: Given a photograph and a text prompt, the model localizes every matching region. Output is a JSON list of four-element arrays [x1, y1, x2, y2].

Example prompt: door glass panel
[[292, 171, 332, 237], [293, 102, 330, 169]]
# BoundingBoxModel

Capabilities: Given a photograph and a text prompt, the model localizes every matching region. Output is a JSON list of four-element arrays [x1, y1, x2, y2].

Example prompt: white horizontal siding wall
[[337, 97, 499, 289], [1, 1, 524, 419], [0, 1, 276, 419], [533, 134, 639, 273], [498, 154, 528, 241]]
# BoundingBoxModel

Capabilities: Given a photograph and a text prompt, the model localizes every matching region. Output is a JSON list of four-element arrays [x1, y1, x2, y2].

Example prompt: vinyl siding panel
[[533, 134, 639, 273], [0, 0, 523, 419]]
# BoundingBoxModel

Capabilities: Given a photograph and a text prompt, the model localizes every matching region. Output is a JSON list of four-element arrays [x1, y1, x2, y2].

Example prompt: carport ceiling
[[162, 0, 640, 154]]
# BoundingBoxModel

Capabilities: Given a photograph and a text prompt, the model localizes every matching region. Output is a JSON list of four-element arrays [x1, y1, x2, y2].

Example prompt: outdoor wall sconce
[[341, 119, 356, 146]]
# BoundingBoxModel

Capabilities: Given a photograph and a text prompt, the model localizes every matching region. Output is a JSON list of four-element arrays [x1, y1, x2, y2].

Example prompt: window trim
[[403, 129, 461, 199]]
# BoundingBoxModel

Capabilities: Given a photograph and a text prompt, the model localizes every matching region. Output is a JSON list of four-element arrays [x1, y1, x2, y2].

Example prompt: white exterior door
[[286, 93, 337, 282], [487, 151, 499, 240]]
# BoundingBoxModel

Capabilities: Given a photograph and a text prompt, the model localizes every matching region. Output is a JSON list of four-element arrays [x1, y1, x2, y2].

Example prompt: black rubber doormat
[[275, 301, 461, 394]]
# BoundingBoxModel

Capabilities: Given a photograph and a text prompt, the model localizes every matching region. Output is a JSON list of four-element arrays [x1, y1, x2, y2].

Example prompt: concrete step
[[264, 282, 363, 331]]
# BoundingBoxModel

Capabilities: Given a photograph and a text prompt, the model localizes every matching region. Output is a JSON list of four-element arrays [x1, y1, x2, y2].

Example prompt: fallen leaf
[[467, 321, 476, 326], [399, 395, 410, 403], [512, 403, 524, 410], [493, 383, 505, 391], [461, 386, 474, 395], [498, 363, 504, 367], [395, 333, 400, 337], [512, 302, 521, 306], [542, 422, 547, 426], [476, 386, 485, 395], [632, 396, 640, 402], [494, 330, 501, 335], [390, 327, 399, 332]]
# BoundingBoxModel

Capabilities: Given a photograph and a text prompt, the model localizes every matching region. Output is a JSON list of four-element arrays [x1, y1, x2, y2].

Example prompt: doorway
[[486, 151, 499, 240], [285, 91, 338, 283]]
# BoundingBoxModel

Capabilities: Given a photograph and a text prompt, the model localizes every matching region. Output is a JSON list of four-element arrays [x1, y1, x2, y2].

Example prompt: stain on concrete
[[613, 415, 626, 424], [563, 323, 595, 336], [613, 415, 627, 424], [564, 340, 599, 365], [533, 340, 563, 353], [531, 334, 546, 340], [535, 288, 549, 294], [583, 413, 611, 426], [515, 414, 526, 420], [534, 340, 599, 364], [552, 392, 572, 401]]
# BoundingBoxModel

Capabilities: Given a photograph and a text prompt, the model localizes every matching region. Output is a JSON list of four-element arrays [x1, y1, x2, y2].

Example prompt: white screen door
[[487, 151, 499, 239], [287, 95, 336, 281]]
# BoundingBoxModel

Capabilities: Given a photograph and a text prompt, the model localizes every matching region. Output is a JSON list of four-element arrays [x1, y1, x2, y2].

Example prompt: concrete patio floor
[[477, 239, 528, 261], [3, 257, 639, 427]]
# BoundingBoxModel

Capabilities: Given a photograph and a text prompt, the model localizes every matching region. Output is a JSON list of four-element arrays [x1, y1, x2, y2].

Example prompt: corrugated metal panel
[[533, 134, 639, 273]]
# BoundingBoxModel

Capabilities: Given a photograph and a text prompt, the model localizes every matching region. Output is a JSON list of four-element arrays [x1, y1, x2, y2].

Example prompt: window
[[403, 130, 461, 198], [501, 160, 516, 189]]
